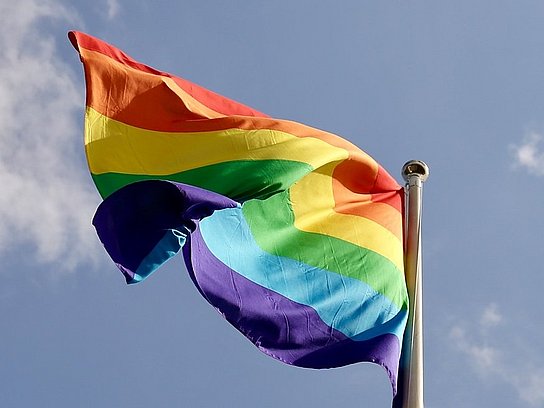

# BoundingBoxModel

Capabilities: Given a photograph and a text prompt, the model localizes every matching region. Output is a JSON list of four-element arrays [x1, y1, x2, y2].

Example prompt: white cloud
[[0, 0, 101, 272], [450, 325, 502, 373], [514, 374, 544, 407], [511, 132, 544, 176], [106, 0, 120, 20], [480, 303, 502, 327], [450, 304, 544, 406]]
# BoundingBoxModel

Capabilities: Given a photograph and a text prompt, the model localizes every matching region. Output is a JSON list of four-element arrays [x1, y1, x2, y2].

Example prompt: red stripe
[[68, 31, 267, 118]]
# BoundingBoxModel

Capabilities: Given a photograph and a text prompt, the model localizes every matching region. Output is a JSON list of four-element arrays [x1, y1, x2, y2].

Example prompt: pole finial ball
[[402, 160, 429, 182]]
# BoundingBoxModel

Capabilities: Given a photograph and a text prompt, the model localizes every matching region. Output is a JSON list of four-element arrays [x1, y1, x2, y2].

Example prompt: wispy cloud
[[511, 132, 544, 176], [0, 0, 101, 271], [480, 303, 502, 327], [450, 304, 544, 406], [106, 0, 120, 20]]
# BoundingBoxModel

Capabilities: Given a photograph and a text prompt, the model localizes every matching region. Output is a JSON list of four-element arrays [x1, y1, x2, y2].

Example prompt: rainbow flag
[[70, 31, 408, 394]]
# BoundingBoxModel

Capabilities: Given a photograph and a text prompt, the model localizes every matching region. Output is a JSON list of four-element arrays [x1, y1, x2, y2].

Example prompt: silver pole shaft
[[395, 160, 429, 408]]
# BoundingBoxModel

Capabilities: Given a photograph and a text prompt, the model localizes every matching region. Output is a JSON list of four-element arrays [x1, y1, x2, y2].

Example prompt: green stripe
[[91, 160, 314, 200], [91, 158, 407, 308], [241, 190, 408, 310]]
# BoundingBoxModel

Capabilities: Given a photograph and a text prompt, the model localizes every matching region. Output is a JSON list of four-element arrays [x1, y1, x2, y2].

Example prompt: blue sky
[[2, 1, 544, 407]]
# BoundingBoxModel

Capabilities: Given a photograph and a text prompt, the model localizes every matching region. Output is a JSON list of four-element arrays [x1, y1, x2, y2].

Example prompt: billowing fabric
[[70, 31, 407, 394]]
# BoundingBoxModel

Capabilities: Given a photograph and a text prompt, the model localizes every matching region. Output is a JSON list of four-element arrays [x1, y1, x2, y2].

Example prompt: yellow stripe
[[85, 107, 349, 175], [289, 163, 404, 272]]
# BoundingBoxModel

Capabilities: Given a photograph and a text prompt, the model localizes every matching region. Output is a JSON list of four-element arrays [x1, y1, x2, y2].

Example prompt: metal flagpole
[[393, 160, 429, 408]]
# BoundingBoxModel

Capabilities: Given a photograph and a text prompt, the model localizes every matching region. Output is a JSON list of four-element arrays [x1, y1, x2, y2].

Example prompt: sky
[[1, 1, 544, 407]]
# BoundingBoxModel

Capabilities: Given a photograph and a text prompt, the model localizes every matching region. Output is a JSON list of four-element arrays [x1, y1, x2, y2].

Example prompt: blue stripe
[[199, 207, 407, 340], [130, 228, 188, 283]]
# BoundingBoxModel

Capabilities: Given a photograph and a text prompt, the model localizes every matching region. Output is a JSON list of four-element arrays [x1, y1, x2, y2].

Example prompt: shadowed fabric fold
[[92, 180, 238, 283]]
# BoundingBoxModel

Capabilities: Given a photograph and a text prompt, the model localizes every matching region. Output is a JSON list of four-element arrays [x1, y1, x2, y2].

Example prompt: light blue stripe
[[199, 207, 407, 340], [130, 228, 188, 283]]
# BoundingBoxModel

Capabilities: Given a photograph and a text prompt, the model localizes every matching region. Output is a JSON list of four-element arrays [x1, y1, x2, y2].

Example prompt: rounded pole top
[[402, 160, 429, 182]]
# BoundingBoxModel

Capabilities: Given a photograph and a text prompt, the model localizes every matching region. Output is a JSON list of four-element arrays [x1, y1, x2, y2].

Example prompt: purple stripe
[[92, 180, 238, 282], [92, 180, 400, 392], [183, 226, 400, 392]]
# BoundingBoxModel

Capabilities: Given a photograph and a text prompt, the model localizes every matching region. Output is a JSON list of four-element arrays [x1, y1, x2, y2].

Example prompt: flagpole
[[393, 160, 429, 408]]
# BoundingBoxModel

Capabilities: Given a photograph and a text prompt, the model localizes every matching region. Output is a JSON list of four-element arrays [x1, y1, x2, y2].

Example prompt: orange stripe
[[79, 48, 224, 124], [78, 48, 347, 146], [331, 178, 403, 240], [70, 31, 266, 118], [331, 159, 403, 239]]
